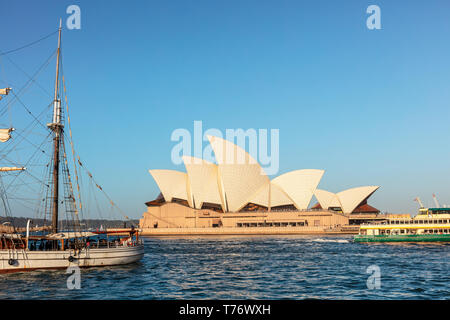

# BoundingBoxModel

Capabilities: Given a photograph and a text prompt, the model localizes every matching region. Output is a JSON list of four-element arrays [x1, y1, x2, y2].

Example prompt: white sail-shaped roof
[[207, 135, 270, 212], [314, 189, 342, 210], [272, 169, 324, 210], [249, 183, 294, 208], [148, 169, 189, 202], [337, 186, 379, 214], [182, 156, 224, 210]]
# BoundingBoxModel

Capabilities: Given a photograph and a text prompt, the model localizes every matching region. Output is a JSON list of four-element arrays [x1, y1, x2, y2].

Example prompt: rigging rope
[[0, 30, 58, 56], [61, 75, 131, 222], [0, 49, 56, 121], [76, 158, 131, 221], [62, 75, 84, 220]]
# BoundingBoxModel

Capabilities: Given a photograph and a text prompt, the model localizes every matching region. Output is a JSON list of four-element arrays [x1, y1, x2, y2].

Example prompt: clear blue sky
[[1, 0, 450, 218]]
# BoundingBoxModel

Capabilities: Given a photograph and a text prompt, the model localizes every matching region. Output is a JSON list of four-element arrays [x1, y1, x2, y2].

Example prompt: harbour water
[[0, 235, 448, 299]]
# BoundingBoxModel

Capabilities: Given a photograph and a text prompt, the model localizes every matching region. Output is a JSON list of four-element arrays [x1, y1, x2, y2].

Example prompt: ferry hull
[[0, 244, 144, 274], [354, 234, 450, 243]]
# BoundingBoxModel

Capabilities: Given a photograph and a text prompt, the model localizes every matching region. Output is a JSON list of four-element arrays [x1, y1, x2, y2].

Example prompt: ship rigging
[[0, 21, 143, 273]]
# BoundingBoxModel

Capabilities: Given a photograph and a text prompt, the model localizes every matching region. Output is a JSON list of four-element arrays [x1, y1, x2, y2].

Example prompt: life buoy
[[8, 259, 15, 266], [68, 256, 75, 262]]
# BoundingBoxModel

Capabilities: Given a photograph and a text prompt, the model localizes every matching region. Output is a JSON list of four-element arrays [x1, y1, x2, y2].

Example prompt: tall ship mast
[[49, 19, 63, 234], [0, 21, 144, 273]]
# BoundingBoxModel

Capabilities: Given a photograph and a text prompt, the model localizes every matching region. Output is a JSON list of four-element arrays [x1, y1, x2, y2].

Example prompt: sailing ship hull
[[354, 234, 450, 243], [0, 244, 144, 274]]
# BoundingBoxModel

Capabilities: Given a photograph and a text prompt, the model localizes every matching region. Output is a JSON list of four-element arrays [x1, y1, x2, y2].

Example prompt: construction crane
[[414, 197, 425, 208], [432, 194, 441, 208]]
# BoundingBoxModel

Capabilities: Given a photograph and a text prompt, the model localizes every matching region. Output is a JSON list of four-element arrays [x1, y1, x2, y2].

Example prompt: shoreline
[[140, 226, 359, 236]]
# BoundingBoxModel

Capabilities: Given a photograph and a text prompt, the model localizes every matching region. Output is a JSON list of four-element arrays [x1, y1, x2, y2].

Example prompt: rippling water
[[1, 235, 449, 299]]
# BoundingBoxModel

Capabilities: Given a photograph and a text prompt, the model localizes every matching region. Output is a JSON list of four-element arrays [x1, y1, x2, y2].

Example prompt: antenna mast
[[48, 20, 63, 234]]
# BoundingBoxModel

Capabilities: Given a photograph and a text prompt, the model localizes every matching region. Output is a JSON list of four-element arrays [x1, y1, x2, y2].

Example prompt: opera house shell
[[139, 136, 380, 235]]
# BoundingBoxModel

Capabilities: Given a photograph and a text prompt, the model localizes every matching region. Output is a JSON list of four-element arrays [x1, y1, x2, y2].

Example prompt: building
[[139, 136, 381, 235]]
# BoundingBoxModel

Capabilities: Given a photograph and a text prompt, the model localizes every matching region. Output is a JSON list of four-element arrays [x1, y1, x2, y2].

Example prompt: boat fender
[[68, 256, 75, 262], [8, 259, 15, 266]]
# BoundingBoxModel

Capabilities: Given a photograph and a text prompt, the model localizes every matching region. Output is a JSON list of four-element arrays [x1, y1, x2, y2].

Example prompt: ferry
[[354, 207, 450, 242]]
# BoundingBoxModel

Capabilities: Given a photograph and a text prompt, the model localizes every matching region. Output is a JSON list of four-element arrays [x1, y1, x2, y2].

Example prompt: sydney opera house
[[139, 136, 381, 235]]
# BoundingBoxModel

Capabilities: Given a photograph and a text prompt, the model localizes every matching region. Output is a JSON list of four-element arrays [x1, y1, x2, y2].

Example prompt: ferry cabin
[[356, 208, 450, 241]]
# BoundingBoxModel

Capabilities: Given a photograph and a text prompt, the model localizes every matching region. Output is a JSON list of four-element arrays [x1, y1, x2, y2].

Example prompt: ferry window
[[438, 220, 443, 224], [423, 220, 428, 224], [419, 220, 423, 224]]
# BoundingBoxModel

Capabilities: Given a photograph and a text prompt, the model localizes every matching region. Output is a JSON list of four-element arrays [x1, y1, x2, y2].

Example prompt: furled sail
[[0, 87, 11, 101], [0, 166, 25, 172], [0, 128, 14, 142]]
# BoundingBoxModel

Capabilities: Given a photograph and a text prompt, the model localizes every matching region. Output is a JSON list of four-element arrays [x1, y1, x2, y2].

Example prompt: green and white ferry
[[354, 208, 450, 243]]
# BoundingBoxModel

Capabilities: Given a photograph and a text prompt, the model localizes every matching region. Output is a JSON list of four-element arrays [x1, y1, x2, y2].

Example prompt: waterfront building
[[140, 136, 381, 235]]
